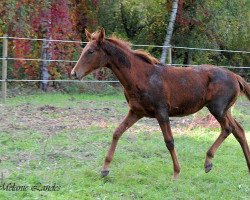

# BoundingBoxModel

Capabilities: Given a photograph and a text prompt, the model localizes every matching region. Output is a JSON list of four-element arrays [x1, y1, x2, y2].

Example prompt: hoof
[[205, 163, 213, 173], [101, 170, 109, 177], [172, 173, 179, 181]]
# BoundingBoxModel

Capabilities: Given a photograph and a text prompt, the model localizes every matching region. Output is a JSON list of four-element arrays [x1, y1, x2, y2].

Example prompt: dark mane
[[102, 38, 131, 68], [133, 50, 160, 65], [106, 37, 131, 51], [105, 37, 160, 65]]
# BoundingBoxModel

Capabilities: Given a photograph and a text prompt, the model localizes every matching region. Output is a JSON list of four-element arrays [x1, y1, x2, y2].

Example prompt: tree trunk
[[160, 0, 179, 64], [183, 51, 192, 65], [40, 0, 51, 92], [40, 39, 51, 91]]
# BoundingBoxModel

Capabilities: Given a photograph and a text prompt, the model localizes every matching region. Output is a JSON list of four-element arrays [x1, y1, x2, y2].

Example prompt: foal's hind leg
[[230, 118, 250, 173], [204, 112, 232, 173], [205, 109, 250, 173]]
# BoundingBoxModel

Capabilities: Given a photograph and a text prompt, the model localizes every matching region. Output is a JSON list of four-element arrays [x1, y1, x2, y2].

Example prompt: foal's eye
[[88, 50, 94, 54]]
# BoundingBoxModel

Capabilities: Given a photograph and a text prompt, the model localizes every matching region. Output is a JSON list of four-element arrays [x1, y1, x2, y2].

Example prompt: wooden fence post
[[2, 34, 8, 103], [168, 46, 172, 65]]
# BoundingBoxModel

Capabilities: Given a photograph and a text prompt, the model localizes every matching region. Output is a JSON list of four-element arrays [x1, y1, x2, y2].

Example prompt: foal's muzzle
[[71, 71, 77, 78], [71, 71, 82, 80]]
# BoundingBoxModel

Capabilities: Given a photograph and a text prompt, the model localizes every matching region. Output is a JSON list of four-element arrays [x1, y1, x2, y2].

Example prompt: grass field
[[0, 92, 249, 200]]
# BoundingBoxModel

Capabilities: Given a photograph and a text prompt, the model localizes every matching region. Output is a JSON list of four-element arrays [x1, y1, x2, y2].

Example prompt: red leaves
[[12, 39, 38, 79], [176, 0, 203, 27], [13, 40, 31, 63], [4, 0, 100, 81], [7, 0, 80, 80], [48, 0, 77, 80], [92, 0, 99, 8]]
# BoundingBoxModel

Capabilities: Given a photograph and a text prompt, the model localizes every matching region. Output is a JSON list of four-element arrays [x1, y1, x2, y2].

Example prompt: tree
[[39, 0, 52, 91], [160, 0, 179, 64], [69, 0, 99, 41]]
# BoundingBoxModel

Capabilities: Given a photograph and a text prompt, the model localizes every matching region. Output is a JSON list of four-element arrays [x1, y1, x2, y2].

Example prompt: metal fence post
[[168, 46, 172, 65], [2, 34, 8, 102]]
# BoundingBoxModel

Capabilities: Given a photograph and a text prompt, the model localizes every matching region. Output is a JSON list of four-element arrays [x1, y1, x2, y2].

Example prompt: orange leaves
[[1, 0, 101, 82]]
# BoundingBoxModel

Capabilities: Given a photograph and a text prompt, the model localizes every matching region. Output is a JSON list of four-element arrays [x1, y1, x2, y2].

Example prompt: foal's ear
[[97, 27, 105, 43], [85, 29, 92, 41]]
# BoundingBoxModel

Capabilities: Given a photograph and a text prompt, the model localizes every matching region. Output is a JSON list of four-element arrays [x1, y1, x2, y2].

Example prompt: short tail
[[236, 75, 250, 101]]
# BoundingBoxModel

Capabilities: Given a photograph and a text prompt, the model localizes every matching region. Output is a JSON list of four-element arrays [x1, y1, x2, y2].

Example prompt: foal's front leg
[[101, 110, 141, 177], [157, 114, 181, 180]]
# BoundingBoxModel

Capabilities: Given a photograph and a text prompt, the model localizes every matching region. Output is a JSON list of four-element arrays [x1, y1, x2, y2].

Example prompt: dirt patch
[[0, 103, 206, 135], [0, 102, 125, 135], [38, 105, 57, 112], [1, 99, 249, 136]]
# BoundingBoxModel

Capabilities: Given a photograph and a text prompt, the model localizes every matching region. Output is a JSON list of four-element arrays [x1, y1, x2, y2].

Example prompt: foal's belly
[[128, 100, 206, 118], [168, 94, 207, 117], [128, 97, 207, 118], [168, 103, 205, 117], [125, 87, 208, 118]]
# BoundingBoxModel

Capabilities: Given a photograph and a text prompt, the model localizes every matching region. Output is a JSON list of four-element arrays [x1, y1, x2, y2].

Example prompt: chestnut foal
[[71, 28, 250, 180]]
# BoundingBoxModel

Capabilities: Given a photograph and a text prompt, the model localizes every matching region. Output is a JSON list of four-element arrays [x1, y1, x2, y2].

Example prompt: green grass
[[5, 92, 124, 107], [0, 93, 249, 199]]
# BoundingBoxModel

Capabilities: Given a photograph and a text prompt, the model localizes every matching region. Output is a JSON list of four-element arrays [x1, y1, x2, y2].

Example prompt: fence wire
[[0, 57, 77, 63], [1, 35, 250, 54], [0, 35, 250, 84], [1, 57, 249, 69], [0, 36, 86, 44], [0, 79, 119, 83]]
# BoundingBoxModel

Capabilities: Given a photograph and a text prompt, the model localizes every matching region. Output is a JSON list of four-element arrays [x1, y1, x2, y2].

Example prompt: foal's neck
[[109, 54, 155, 91], [103, 40, 156, 91]]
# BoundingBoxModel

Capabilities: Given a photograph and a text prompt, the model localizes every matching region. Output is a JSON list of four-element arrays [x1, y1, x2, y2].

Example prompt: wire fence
[[0, 79, 119, 83], [1, 35, 250, 101], [1, 57, 250, 69], [1, 35, 250, 54]]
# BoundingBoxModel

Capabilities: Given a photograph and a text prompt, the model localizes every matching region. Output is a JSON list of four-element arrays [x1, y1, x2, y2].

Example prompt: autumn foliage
[[0, 0, 99, 82], [0, 0, 249, 84]]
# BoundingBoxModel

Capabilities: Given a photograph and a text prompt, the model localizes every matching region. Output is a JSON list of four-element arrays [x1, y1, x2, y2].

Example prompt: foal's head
[[71, 28, 160, 79], [71, 28, 108, 80]]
